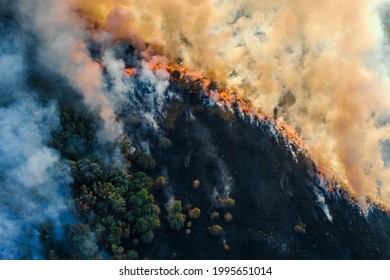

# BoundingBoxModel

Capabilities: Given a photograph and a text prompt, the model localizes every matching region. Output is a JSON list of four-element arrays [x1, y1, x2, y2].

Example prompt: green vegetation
[[127, 250, 139, 260], [184, 203, 193, 211], [159, 137, 172, 149], [154, 176, 166, 189], [167, 200, 186, 231], [66, 224, 98, 260], [44, 99, 237, 260], [48, 106, 166, 259], [294, 223, 306, 234], [131, 150, 156, 170], [72, 158, 161, 258]]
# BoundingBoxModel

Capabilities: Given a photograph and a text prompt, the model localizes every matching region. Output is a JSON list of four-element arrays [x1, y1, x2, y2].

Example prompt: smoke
[[0, 15, 73, 258], [0, 98, 73, 259], [0, 0, 140, 259], [18, 0, 123, 144], [1, 0, 184, 259], [120, 59, 175, 147], [68, 0, 390, 208]]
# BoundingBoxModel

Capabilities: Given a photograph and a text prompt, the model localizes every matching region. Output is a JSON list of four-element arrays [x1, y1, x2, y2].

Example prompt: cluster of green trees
[[49, 106, 167, 259], [47, 103, 238, 258], [167, 200, 186, 231], [69, 153, 162, 259]]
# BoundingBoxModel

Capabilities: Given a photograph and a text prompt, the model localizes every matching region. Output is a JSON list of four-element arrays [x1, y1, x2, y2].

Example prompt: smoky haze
[[0, 0, 176, 258], [0, 5, 73, 258], [68, 0, 390, 208]]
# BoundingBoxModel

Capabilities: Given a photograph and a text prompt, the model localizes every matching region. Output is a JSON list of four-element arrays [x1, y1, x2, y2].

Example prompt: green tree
[[159, 137, 172, 149], [141, 230, 154, 243], [127, 250, 139, 260], [129, 172, 154, 192], [112, 245, 126, 260], [167, 212, 186, 231], [134, 152, 156, 170], [135, 217, 149, 234], [294, 223, 306, 234], [172, 200, 183, 213], [72, 158, 104, 183], [92, 182, 126, 214], [67, 224, 98, 259], [108, 168, 130, 192], [167, 200, 186, 230], [154, 176, 166, 189]]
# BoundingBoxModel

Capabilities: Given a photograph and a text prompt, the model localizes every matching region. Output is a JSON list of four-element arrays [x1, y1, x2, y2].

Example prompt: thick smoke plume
[[0, 8, 72, 258], [21, 0, 123, 143], [69, 0, 390, 208], [0, 0, 136, 258]]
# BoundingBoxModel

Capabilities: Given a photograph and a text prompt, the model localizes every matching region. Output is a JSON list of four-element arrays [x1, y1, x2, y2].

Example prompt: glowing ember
[[124, 67, 137, 76]]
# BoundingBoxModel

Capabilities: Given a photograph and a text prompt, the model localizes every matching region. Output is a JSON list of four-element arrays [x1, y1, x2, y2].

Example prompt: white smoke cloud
[[0, 98, 73, 259], [102, 49, 134, 108], [0, 5, 73, 259], [18, 0, 123, 144]]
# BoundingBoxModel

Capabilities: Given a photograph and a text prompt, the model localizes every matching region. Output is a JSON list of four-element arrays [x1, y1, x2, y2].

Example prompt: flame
[[146, 62, 307, 156], [124, 67, 137, 76], [144, 61, 384, 215], [69, 0, 390, 213]]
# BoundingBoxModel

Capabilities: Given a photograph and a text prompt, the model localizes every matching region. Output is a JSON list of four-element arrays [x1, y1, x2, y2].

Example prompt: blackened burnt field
[[141, 86, 390, 260]]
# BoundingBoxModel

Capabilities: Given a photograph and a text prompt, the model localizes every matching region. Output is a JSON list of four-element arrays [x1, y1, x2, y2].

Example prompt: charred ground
[[140, 89, 390, 259]]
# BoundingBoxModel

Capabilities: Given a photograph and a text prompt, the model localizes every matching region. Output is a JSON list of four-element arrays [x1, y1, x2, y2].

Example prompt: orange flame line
[[125, 61, 382, 215]]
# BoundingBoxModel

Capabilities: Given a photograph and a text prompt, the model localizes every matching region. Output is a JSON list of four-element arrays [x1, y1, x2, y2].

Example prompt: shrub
[[218, 198, 235, 208], [154, 176, 166, 189], [127, 250, 139, 260], [224, 213, 233, 222], [294, 224, 306, 234], [159, 138, 172, 149], [167, 213, 186, 231], [136, 153, 156, 170], [141, 230, 154, 243], [210, 211, 220, 220], [188, 207, 201, 219], [193, 179, 200, 189], [208, 225, 223, 236]]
